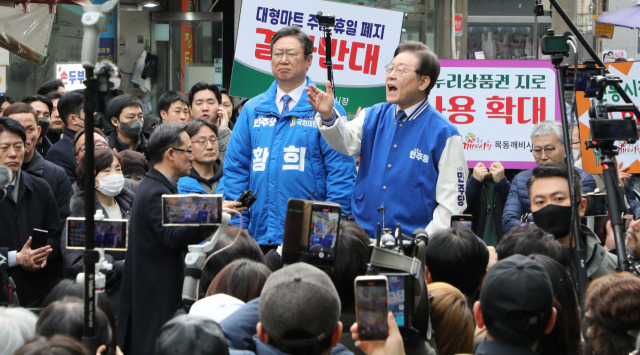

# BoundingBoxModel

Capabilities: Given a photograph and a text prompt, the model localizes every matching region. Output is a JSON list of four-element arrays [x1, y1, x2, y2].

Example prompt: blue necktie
[[281, 95, 292, 116], [5, 184, 14, 202], [396, 110, 407, 121]]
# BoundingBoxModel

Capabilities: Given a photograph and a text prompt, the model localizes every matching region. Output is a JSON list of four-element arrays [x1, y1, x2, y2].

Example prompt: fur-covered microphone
[[0, 165, 12, 204]]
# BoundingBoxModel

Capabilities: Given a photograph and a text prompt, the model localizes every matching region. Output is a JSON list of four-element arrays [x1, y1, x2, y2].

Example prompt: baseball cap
[[154, 314, 229, 355], [480, 254, 554, 341], [259, 262, 340, 349]]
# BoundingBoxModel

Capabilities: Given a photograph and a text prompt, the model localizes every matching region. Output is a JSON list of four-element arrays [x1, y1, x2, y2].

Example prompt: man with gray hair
[[502, 121, 596, 232]]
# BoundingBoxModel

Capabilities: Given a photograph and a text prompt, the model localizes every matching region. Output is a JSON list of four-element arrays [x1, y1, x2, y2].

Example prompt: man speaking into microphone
[[307, 41, 467, 238]]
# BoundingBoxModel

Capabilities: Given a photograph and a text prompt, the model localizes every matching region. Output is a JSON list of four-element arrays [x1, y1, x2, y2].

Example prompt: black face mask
[[38, 116, 50, 138], [532, 204, 573, 239]]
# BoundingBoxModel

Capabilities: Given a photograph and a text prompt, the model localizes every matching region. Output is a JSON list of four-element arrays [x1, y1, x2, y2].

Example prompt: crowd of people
[[1, 24, 640, 355]]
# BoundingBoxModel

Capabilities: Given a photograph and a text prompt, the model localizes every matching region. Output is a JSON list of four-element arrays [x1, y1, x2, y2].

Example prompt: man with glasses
[[177, 119, 223, 194], [220, 25, 355, 249], [502, 120, 596, 232], [307, 41, 467, 238], [118, 122, 217, 355], [0, 117, 62, 307]]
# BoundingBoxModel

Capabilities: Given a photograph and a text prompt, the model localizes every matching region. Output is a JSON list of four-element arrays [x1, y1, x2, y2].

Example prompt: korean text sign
[[230, 0, 403, 114], [436, 60, 561, 169], [56, 63, 86, 91], [576, 61, 640, 174]]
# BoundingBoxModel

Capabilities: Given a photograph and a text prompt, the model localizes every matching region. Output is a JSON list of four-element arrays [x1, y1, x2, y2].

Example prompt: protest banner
[[576, 61, 640, 174], [230, 0, 403, 115], [436, 60, 561, 169]]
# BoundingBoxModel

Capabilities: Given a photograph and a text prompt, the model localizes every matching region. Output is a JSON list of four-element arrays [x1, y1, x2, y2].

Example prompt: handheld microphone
[[0, 165, 12, 204]]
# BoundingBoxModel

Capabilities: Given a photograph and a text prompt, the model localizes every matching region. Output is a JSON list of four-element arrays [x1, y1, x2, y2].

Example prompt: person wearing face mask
[[526, 162, 617, 282], [45, 90, 87, 182], [62, 147, 134, 314], [106, 94, 148, 155]]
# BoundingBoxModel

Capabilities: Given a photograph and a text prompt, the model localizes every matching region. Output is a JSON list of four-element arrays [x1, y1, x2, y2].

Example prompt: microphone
[[0, 165, 12, 204]]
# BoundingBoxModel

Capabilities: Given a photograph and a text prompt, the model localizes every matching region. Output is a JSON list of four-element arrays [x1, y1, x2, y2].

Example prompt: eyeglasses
[[76, 142, 108, 155], [272, 51, 300, 60], [384, 64, 419, 76], [530, 147, 557, 156], [191, 137, 217, 146], [173, 147, 193, 155]]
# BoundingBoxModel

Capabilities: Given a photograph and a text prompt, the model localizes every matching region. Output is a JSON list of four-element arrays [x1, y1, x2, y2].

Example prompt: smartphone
[[355, 275, 389, 341], [66, 218, 128, 250], [384, 273, 412, 328], [162, 194, 223, 226], [31, 228, 49, 249], [451, 214, 473, 229], [282, 199, 312, 264], [307, 202, 341, 266]]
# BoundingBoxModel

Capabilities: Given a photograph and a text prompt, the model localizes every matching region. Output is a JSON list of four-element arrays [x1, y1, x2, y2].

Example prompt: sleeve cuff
[[322, 109, 338, 127], [8, 251, 17, 267]]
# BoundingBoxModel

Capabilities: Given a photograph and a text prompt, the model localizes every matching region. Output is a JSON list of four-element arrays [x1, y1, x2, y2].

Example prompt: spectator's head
[[120, 149, 148, 182], [497, 224, 570, 267], [0, 96, 15, 116], [330, 221, 370, 313], [0, 306, 38, 355], [185, 118, 219, 166], [219, 88, 234, 121], [425, 226, 489, 298], [474, 254, 557, 349], [45, 91, 65, 134], [106, 94, 144, 141], [146, 122, 192, 179], [14, 334, 88, 355], [391, 41, 439, 100], [258, 263, 342, 355], [37, 298, 113, 355], [76, 147, 123, 197], [188, 82, 222, 122], [529, 254, 581, 355], [270, 26, 313, 91], [526, 162, 586, 240], [37, 79, 65, 96], [584, 272, 640, 355], [73, 128, 108, 164], [58, 91, 86, 132], [158, 91, 190, 123], [206, 258, 271, 302], [200, 228, 265, 296], [530, 121, 566, 166], [154, 315, 228, 355], [0, 117, 26, 180], [5, 103, 40, 162], [428, 282, 475, 355], [22, 95, 53, 124]]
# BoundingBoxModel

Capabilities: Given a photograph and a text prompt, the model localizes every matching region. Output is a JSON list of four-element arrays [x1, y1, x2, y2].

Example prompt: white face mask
[[572, 148, 583, 168], [96, 174, 124, 197], [109, 77, 121, 90]]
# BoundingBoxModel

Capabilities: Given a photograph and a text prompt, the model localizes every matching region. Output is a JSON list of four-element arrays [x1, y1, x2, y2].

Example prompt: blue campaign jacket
[[218, 77, 356, 245], [351, 102, 467, 238], [502, 166, 597, 232]]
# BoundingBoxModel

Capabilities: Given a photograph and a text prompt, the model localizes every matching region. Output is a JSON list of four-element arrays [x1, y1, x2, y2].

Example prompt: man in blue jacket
[[502, 121, 596, 233], [307, 41, 467, 238], [219, 26, 356, 247]]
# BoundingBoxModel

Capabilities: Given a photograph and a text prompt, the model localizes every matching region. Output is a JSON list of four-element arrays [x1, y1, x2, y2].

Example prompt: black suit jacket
[[45, 127, 78, 182], [0, 172, 62, 307], [24, 151, 73, 225], [117, 168, 212, 355]]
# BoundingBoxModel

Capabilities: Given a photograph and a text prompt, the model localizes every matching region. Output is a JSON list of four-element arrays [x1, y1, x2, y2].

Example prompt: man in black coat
[[0, 118, 62, 308], [118, 122, 215, 355], [45, 90, 86, 182]]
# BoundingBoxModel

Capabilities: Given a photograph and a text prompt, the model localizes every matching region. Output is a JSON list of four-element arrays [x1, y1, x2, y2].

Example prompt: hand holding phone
[[355, 275, 389, 341], [30, 228, 49, 249]]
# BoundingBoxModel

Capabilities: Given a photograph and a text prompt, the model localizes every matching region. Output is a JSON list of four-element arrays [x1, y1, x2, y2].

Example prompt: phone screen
[[162, 194, 222, 225], [356, 277, 389, 341], [66, 218, 128, 250], [387, 274, 408, 327], [308, 204, 340, 265], [451, 214, 473, 229]]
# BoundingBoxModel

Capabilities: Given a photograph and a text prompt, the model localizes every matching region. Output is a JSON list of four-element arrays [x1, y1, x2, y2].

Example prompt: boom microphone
[[0, 165, 12, 204]]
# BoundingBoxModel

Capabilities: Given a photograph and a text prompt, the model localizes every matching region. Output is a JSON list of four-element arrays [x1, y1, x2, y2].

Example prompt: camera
[[315, 11, 336, 27], [541, 29, 569, 55], [236, 189, 258, 208]]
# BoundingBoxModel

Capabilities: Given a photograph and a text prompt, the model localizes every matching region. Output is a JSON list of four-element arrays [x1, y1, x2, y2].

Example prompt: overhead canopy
[[5, 0, 91, 14], [595, 4, 640, 29]]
